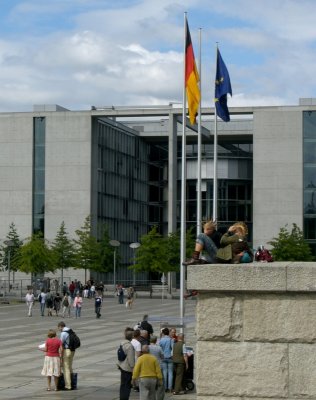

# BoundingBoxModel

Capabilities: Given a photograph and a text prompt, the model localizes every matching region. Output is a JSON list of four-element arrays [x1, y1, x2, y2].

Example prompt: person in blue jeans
[[159, 327, 174, 393]]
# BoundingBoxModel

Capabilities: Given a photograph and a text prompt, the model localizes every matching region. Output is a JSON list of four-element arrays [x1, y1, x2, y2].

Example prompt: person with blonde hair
[[183, 220, 222, 266], [217, 221, 253, 263]]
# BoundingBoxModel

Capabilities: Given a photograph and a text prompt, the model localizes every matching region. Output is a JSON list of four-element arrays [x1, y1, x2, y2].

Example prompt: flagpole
[[213, 43, 218, 222], [197, 28, 202, 235], [180, 12, 187, 332]]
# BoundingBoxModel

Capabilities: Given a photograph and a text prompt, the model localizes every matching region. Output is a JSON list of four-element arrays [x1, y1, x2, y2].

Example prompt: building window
[[303, 111, 316, 255], [33, 117, 45, 234]]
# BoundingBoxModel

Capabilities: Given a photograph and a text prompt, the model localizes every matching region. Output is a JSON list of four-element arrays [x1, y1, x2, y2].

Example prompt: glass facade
[[92, 118, 165, 283], [181, 140, 253, 238], [303, 111, 316, 256], [33, 117, 46, 234]]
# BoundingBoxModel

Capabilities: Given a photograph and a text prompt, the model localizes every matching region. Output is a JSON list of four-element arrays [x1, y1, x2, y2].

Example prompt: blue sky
[[0, 0, 316, 111]]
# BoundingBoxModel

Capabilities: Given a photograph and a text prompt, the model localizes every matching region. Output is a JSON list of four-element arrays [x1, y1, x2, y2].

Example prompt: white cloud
[[0, 0, 315, 111]]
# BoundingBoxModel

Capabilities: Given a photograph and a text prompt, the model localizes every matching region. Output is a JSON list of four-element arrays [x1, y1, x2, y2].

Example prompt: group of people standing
[[39, 321, 77, 391], [36, 290, 83, 318], [118, 314, 190, 400], [25, 279, 106, 319]]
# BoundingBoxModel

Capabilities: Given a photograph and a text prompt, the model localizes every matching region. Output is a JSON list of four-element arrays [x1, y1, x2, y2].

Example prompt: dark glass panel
[[303, 111, 316, 138], [304, 218, 316, 239]]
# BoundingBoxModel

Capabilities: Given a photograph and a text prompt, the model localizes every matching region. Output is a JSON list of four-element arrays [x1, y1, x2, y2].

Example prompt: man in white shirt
[[25, 289, 34, 317], [131, 329, 142, 392]]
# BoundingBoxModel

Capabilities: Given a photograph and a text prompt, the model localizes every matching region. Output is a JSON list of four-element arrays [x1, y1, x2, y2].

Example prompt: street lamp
[[109, 240, 120, 289], [129, 242, 140, 285], [4, 240, 14, 293]]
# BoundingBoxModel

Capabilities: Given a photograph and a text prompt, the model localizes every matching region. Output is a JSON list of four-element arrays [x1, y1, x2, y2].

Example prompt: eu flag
[[215, 48, 232, 122]]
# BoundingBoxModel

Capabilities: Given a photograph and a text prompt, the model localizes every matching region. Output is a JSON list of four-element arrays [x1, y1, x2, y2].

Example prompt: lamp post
[[4, 240, 14, 293], [109, 240, 120, 289], [129, 242, 140, 285]]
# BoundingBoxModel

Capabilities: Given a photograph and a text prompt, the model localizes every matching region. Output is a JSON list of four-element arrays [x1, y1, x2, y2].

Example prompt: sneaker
[[184, 290, 198, 299]]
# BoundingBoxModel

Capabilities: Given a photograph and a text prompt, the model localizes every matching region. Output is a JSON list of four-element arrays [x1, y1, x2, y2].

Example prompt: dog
[[125, 297, 133, 309]]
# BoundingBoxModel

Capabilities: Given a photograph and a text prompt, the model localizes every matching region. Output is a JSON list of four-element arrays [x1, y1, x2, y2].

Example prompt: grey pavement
[[0, 293, 197, 400]]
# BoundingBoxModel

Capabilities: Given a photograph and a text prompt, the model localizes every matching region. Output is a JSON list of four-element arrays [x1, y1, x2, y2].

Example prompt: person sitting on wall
[[183, 220, 222, 299], [183, 220, 222, 266], [216, 221, 253, 264]]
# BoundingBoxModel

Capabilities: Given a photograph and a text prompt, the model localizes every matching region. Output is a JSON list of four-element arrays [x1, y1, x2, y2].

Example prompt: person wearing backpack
[[57, 321, 77, 390], [117, 329, 135, 400], [61, 294, 71, 318]]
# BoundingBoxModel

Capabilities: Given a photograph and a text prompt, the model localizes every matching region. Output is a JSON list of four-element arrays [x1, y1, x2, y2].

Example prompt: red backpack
[[255, 247, 273, 262]]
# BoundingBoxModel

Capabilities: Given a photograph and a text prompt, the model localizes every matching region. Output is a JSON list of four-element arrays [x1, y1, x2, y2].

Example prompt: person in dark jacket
[[172, 333, 188, 395], [140, 315, 153, 339], [217, 222, 253, 263]]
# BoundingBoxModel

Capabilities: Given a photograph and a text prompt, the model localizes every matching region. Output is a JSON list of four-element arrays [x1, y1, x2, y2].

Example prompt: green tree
[[268, 223, 314, 261], [130, 226, 196, 274], [15, 233, 56, 274], [131, 226, 168, 273], [0, 222, 23, 272], [166, 227, 196, 268], [74, 216, 101, 280], [99, 224, 115, 272], [51, 221, 76, 282]]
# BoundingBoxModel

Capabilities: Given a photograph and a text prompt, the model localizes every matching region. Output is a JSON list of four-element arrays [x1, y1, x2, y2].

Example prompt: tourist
[[40, 328, 62, 391], [25, 289, 34, 317]]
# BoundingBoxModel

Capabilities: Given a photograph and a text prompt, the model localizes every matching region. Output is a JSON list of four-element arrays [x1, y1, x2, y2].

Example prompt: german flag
[[185, 19, 200, 125]]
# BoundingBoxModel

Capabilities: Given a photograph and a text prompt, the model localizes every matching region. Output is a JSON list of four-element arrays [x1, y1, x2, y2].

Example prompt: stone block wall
[[188, 262, 316, 400]]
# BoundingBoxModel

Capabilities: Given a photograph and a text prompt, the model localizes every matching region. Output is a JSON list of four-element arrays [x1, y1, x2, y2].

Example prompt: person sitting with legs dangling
[[183, 220, 222, 298]]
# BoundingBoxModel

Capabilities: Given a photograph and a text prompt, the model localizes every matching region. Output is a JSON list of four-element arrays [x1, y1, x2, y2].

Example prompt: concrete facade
[[0, 113, 33, 239], [189, 263, 316, 399], [253, 108, 303, 246], [0, 111, 92, 241], [45, 112, 92, 239]]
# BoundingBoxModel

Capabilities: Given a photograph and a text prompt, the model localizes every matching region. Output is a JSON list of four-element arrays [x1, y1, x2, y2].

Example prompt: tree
[[131, 226, 168, 273], [15, 233, 57, 274], [130, 226, 196, 274], [165, 227, 196, 269], [51, 221, 76, 282], [268, 223, 314, 261], [74, 216, 101, 280], [98, 224, 115, 273], [0, 222, 23, 272]]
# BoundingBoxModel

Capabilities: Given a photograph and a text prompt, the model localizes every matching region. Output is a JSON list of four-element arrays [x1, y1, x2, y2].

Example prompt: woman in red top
[[41, 329, 63, 391]]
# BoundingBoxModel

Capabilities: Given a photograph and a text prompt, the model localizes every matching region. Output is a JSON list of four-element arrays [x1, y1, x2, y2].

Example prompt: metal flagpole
[[180, 12, 187, 331], [213, 43, 218, 222], [197, 28, 202, 235]]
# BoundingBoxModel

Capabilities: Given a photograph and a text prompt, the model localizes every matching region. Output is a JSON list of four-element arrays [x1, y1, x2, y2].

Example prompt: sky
[[0, 0, 316, 112]]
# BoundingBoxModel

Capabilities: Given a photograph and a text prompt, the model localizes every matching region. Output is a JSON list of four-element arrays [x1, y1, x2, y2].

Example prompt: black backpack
[[117, 344, 127, 362], [66, 329, 81, 351]]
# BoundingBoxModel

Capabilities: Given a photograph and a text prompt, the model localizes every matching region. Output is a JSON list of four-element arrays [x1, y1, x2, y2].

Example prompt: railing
[[0, 277, 72, 301]]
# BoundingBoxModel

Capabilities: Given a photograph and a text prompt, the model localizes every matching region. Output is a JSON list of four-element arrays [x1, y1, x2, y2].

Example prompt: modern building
[[0, 99, 315, 284]]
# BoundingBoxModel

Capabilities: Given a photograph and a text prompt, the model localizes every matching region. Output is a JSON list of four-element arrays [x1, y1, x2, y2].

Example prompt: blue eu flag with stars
[[215, 48, 232, 122]]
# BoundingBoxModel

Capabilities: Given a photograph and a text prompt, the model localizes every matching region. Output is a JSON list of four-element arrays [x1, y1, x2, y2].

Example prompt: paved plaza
[[0, 293, 197, 400]]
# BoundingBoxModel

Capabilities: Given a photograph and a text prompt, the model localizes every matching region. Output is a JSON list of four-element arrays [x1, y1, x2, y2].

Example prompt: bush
[[268, 223, 314, 261]]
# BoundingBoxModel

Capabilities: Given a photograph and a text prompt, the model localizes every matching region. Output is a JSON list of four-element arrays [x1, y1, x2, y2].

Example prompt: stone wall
[[188, 262, 316, 400]]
